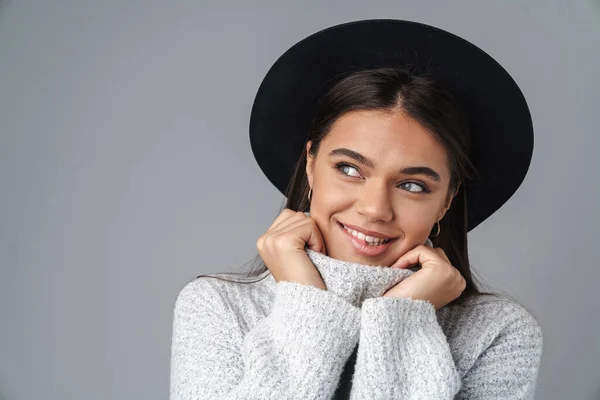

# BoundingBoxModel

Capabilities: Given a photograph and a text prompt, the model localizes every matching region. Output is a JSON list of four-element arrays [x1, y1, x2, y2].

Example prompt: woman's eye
[[399, 182, 426, 193], [336, 163, 429, 193], [339, 164, 361, 177]]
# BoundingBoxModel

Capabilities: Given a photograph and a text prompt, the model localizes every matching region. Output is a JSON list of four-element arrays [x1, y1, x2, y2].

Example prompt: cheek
[[311, 170, 354, 214], [309, 180, 354, 245], [394, 205, 439, 236], [310, 187, 351, 229]]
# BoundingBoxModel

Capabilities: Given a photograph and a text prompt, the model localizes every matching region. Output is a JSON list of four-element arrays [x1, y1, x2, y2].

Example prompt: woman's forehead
[[320, 110, 450, 171]]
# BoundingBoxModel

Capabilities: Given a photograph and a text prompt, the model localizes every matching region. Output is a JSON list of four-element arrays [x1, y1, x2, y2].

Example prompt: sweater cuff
[[270, 281, 361, 353], [357, 296, 461, 397], [361, 296, 438, 333]]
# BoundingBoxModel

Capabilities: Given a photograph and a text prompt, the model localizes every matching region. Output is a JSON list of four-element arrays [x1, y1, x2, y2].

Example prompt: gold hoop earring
[[308, 188, 312, 202], [430, 220, 441, 237]]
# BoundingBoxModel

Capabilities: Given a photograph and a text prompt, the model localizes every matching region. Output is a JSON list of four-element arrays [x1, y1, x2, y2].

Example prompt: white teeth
[[343, 225, 390, 245]]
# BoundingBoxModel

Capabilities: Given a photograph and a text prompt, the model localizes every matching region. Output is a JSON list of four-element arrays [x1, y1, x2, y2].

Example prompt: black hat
[[249, 19, 533, 231]]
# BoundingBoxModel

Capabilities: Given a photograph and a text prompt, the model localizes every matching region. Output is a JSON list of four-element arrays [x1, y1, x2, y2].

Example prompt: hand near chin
[[257, 208, 327, 290], [384, 245, 466, 310]]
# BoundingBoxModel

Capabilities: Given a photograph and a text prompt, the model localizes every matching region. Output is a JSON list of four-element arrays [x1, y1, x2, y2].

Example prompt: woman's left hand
[[383, 244, 466, 310]]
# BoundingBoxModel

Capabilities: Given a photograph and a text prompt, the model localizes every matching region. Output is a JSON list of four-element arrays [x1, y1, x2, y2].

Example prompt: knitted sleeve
[[169, 278, 361, 400], [454, 302, 544, 399], [349, 297, 543, 399]]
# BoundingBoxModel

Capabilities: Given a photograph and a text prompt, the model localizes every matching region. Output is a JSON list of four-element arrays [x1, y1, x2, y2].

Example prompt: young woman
[[170, 20, 543, 399]]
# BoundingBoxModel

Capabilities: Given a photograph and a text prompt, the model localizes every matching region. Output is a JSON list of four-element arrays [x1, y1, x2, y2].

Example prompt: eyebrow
[[328, 147, 442, 182]]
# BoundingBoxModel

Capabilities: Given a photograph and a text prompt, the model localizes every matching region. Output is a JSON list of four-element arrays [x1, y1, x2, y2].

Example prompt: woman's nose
[[355, 183, 393, 222]]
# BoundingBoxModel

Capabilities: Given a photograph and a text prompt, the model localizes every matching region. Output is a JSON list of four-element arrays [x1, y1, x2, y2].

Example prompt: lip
[[338, 221, 397, 240], [337, 221, 397, 257]]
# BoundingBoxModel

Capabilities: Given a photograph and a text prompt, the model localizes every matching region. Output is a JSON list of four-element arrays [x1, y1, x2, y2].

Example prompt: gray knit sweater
[[170, 249, 543, 399]]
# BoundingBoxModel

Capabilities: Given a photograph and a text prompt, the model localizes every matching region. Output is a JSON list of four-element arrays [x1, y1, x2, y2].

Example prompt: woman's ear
[[438, 182, 461, 220], [452, 181, 461, 199], [305, 141, 314, 188]]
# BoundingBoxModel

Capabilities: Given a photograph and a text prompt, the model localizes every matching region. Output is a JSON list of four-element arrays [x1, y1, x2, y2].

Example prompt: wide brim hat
[[249, 19, 533, 232]]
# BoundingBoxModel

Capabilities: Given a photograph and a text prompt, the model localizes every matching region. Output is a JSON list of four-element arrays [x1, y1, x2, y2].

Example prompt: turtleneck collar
[[265, 249, 418, 308]]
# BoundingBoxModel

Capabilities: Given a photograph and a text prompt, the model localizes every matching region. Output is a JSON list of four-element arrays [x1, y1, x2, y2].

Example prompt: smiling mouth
[[338, 222, 396, 246]]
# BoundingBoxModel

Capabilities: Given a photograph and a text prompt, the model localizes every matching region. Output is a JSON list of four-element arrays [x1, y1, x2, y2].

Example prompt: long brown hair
[[197, 66, 507, 308]]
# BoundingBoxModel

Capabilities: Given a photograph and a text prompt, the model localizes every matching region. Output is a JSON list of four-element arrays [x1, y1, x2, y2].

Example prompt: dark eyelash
[[334, 162, 361, 178], [400, 181, 431, 193], [334, 162, 431, 193]]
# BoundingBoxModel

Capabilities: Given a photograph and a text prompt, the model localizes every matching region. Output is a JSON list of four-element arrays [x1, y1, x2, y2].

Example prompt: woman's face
[[306, 109, 457, 267]]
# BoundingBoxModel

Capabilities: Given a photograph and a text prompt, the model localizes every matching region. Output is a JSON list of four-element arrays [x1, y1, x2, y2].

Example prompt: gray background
[[0, 1, 598, 399]]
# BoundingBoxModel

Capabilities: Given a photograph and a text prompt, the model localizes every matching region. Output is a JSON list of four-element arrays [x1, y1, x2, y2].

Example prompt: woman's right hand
[[256, 208, 327, 290]]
